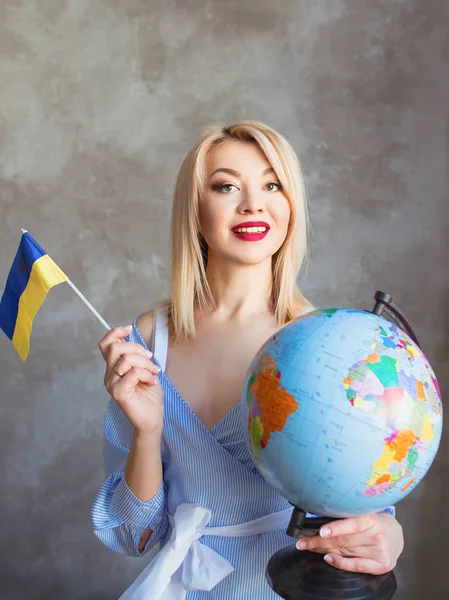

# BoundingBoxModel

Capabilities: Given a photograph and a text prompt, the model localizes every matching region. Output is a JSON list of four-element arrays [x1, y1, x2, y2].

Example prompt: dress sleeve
[[305, 505, 396, 520], [382, 505, 396, 518], [91, 397, 169, 557]]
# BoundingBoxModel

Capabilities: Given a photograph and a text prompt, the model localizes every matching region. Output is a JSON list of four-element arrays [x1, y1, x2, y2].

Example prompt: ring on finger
[[113, 368, 125, 378]]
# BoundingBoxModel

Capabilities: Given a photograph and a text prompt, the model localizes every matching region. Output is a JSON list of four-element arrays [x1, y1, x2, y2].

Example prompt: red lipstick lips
[[231, 221, 270, 242]]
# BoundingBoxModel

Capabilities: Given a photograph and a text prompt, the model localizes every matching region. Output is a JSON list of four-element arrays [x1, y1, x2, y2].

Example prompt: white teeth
[[233, 226, 267, 233]]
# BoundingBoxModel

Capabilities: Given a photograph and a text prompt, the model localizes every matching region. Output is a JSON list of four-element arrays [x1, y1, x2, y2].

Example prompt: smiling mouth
[[231, 227, 270, 242], [232, 226, 268, 233]]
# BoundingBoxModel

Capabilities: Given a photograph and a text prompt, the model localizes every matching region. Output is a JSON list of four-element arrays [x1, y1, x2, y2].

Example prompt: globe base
[[266, 546, 397, 600], [286, 506, 343, 538]]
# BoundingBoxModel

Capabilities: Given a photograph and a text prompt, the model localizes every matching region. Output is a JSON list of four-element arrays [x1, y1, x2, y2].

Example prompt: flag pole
[[65, 279, 111, 331], [21, 228, 111, 331]]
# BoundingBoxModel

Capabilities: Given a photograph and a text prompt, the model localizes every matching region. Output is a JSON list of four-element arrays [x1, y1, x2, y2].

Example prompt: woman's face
[[199, 140, 291, 266]]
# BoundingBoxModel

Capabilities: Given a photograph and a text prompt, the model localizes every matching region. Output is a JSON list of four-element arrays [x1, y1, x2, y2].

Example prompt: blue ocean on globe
[[241, 308, 443, 517]]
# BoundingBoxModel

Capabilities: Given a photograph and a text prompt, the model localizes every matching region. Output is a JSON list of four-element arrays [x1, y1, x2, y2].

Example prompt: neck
[[203, 253, 273, 321]]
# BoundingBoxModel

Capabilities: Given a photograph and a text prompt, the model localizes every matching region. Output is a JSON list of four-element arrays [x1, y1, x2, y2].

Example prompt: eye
[[212, 183, 237, 194], [264, 182, 283, 192]]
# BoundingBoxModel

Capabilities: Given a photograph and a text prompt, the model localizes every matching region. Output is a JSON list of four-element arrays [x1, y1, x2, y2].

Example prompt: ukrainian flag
[[0, 231, 67, 361]]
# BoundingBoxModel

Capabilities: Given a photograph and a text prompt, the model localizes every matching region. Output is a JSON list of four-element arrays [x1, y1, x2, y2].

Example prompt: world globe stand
[[266, 291, 422, 600], [266, 506, 397, 599]]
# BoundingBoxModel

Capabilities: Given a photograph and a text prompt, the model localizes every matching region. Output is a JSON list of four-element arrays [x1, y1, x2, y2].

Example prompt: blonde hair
[[159, 120, 310, 342]]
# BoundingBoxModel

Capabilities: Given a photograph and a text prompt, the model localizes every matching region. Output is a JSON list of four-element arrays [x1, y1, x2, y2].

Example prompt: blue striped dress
[[92, 307, 395, 598]]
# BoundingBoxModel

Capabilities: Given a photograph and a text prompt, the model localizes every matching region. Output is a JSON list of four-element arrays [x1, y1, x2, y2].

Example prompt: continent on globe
[[344, 321, 441, 498], [247, 354, 298, 458], [364, 429, 419, 497]]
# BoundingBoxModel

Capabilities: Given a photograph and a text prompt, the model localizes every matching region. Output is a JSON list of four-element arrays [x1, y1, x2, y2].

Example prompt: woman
[[92, 121, 404, 598]]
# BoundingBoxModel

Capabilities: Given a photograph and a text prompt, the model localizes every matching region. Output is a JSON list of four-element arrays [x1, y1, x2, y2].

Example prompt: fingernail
[[145, 350, 153, 357], [324, 555, 333, 564], [154, 366, 161, 373], [296, 540, 307, 550], [320, 527, 331, 538], [124, 325, 133, 331]]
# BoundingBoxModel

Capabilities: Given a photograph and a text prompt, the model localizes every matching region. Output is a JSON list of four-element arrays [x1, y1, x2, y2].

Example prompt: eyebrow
[[208, 167, 274, 178]]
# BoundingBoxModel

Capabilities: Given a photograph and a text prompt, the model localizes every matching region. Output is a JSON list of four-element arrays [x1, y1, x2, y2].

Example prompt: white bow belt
[[118, 503, 293, 600]]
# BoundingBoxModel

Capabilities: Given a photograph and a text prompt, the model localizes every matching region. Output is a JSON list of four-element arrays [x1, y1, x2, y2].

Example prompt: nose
[[237, 187, 264, 214]]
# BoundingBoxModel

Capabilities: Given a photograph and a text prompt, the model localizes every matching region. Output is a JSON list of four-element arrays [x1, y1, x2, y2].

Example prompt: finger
[[318, 514, 377, 540], [108, 340, 153, 366], [98, 325, 133, 358], [306, 544, 378, 559], [322, 553, 390, 575], [112, 367, 158, 401], [297, 531, 377, 553], [106, 357, 160, 392], [113, 353, 160, 377]]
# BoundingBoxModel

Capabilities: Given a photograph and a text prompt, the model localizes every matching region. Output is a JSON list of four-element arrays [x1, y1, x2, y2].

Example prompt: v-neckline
[[132, 304, 316, 434], [132, 316, 240, 434], [163, 372, 241, 434]]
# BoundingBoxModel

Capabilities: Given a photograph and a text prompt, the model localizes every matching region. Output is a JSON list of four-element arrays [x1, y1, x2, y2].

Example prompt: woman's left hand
[[296, 512, 404, 574]]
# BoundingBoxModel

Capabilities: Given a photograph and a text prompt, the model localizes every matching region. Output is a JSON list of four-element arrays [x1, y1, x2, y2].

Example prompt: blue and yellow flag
[[0, 231, 68, 361]]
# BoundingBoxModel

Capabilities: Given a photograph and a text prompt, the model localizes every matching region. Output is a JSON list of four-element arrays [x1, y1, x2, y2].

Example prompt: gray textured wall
[[0, 1, 448, 599]]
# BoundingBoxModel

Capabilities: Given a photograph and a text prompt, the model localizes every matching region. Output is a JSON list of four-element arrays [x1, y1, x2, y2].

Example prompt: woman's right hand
[[99, 325, 164, 435]]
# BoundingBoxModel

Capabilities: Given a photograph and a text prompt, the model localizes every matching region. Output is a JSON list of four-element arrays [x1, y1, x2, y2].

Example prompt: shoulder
[[135, 309, 155, 348], [136, 300, 172, 347], [293, 303, 316, 319]]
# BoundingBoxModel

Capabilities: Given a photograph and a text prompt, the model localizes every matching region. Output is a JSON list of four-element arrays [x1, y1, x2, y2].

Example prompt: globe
[[241, 308, 443, 518]]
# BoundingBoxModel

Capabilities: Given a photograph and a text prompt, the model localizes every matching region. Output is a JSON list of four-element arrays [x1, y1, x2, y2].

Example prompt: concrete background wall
[[0, 1, 447, 598]]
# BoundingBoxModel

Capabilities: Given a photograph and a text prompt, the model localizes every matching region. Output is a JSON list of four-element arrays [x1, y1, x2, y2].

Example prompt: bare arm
[[125, 429, 163, 551]]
